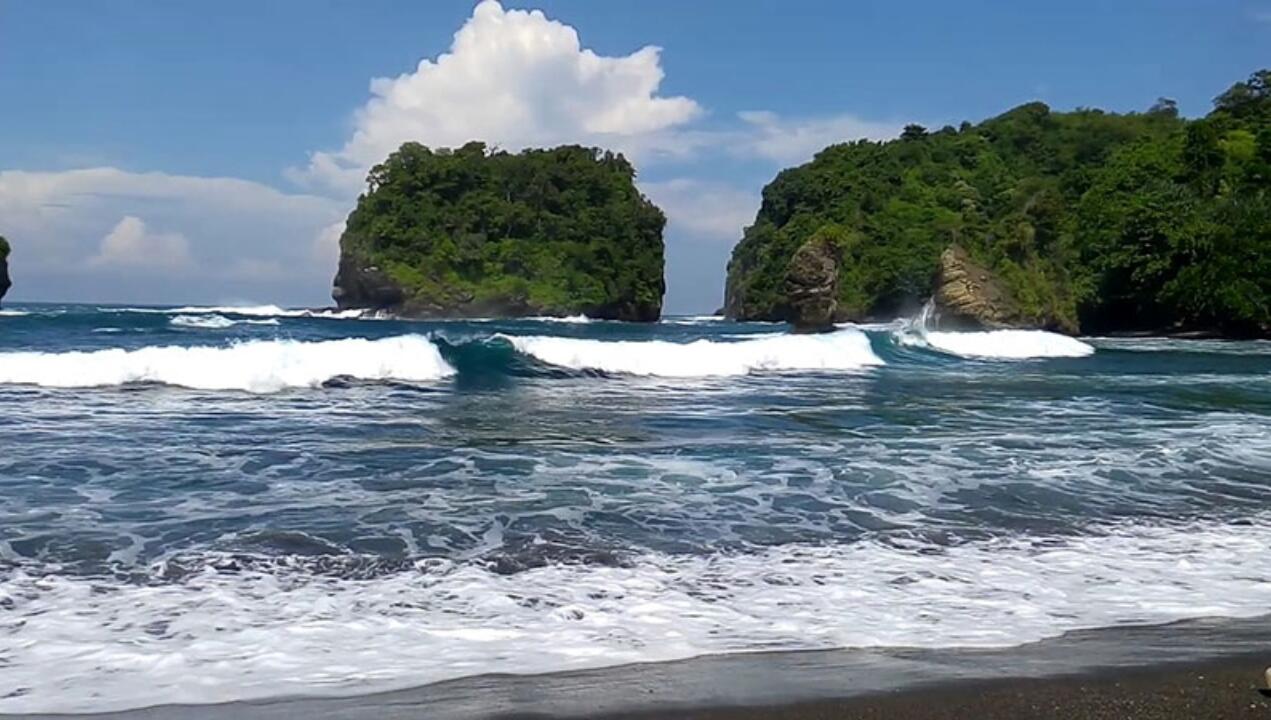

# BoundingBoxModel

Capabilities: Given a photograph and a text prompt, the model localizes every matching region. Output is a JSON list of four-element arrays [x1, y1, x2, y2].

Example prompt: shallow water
[[1, 303, 1268, 713]]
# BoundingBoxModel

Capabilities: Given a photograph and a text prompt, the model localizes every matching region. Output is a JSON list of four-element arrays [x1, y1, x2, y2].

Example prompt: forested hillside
[[335, 142, 666, 321], [725, 71, 1270, 336]]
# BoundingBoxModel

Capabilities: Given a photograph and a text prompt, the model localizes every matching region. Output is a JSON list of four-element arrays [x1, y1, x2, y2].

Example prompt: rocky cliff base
[[781, 235, 840, 332]]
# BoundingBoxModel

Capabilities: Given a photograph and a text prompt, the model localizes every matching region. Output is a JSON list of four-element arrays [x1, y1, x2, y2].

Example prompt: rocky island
[[725, 70, 1270, 337], [0, 235, 11, 307], [333, 142, 666, 321]]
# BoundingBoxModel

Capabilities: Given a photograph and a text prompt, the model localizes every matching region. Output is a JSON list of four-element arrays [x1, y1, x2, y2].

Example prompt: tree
[[901, 124, 929, 140], [339, 143, 667, 320], [724, 69, 1270, 336]]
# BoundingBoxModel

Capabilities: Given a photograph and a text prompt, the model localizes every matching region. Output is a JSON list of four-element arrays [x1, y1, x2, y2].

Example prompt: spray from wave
[[503, 328, 883, 376], [895, 300, 1094, 359], [0, 335, 454, 392]]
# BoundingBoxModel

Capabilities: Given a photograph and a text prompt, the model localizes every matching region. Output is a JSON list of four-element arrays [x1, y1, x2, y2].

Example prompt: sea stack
[[782, 234, 840, 332], [932, 245, 1021, 331], [332, 141, 666, 321]]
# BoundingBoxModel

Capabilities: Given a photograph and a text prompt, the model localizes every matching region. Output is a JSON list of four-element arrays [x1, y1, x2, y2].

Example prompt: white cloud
[[291, 0, 702, 194], [0, 3, 916, 312], [640, 179, 759, 242], [736, 110, 902, 165], [90, 216, 191, 269], [0, 168, 348, 304]]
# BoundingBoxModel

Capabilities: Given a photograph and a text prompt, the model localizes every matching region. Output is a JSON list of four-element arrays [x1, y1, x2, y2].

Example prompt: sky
[[0, 0, 1266, 313]]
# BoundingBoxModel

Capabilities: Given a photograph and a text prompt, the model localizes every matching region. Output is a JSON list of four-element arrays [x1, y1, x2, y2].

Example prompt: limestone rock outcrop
[[781, 235, 840, 332]]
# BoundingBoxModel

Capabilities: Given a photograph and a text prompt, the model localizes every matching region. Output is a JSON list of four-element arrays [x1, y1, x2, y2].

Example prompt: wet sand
[[602, 655, 1271, 720]]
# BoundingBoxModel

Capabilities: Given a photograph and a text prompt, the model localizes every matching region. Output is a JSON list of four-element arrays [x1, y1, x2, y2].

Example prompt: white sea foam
[[895, 301, 1094, 359], [528, 314, 593, 323], [2, 517, 1269, 713], [0, 309, 29, 316], [504, 328, 883, 376], [0, 335, 454, 392], [911, 329, 1096, 359], [170, 313, 237, 329], [662, 315, 725, 325], [114, 305, 368, 319]]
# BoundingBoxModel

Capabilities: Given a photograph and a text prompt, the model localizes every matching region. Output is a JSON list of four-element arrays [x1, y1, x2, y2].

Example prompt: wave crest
[[0, 335, 454, 392], [905, 328, 1096, 359], [170, 314, 236, 329], [504, 329, 883, 376], [895, 301, 1094, 359]]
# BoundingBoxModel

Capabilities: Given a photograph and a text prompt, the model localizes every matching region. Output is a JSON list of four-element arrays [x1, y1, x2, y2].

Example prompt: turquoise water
[[1, 303, 1269, 713]]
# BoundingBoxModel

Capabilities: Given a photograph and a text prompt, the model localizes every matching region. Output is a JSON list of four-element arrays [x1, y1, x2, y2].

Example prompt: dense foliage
[[725, 71, 1270, 336], [0, 235, 9, 260], [339, 142, 666, 320]]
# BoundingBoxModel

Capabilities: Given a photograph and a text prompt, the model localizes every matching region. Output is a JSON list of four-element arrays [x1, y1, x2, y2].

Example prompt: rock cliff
[[781, 235, 840, 332]]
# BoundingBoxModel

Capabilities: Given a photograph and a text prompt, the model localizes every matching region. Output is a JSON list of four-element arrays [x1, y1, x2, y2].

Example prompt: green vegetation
[[0, 235, 9, 260], [339, 141, 666, 320], [725, 71, 1270, 336]]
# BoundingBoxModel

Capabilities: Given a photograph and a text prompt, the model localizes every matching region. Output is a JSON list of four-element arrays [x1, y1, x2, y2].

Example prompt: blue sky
[[1, 0, 1266, 312]]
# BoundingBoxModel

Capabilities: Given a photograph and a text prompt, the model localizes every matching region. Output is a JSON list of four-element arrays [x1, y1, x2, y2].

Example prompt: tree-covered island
[[333, 142, 666, 321]]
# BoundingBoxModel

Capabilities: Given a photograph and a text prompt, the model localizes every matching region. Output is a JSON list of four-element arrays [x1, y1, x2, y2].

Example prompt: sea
[[0, 302, 1269, 715]]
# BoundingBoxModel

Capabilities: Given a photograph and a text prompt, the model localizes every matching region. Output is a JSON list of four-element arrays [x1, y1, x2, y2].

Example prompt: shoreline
[[15, 616, 1271, 720], [602, 653, 1271, 720]]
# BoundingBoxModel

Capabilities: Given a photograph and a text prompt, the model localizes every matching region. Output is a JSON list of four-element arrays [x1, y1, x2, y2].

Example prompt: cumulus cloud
[[0, 168, 347, 304], [736, 110, 902, 165], [292, 0, 702, 194], [90, 216, 191, 269], [0, 2, 915, 311], [641, 179, 759, 242]]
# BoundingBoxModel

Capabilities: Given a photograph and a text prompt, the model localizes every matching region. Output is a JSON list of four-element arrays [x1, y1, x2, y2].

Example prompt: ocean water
[[1, 303, 1269, 714]]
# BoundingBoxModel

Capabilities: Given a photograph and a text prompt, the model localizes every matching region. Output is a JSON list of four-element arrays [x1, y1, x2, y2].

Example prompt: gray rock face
[[932, 245, 1019, 331], [932, 244, 1077, 334], [331, 252, 405, 312], [782, 235, 840, 333]]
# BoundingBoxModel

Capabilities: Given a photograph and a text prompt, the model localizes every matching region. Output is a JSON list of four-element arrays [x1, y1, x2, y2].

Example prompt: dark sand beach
[[604, 655, 1271, 720], [16, 618, 1269, 720]]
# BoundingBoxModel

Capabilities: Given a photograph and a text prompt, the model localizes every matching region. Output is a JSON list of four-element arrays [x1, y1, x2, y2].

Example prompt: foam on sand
[[2, 516, 1269, 713], [503, 328, 883, 376], [0, 335, 454, 392]]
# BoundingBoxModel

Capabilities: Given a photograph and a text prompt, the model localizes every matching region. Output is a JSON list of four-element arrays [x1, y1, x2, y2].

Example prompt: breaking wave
[[0, 335, 454, 392], [527, 314, 593, 324], [170, 313, 236, 329], [3, 516, 1269, 713], [169, 314, 280, 329], [911, 329, 1096, 359], [895, 302, 1094, 359], [502, 328, 883, 376], [115, 304, 368, 319]]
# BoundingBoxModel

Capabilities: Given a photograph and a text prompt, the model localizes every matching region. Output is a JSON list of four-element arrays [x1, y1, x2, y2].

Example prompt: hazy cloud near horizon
[[0, 1, 901, 311]]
